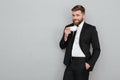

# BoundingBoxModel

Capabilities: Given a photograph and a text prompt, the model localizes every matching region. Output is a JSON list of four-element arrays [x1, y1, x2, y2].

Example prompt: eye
[[76, 14, 80, 16], [72, 14, 75, 17]]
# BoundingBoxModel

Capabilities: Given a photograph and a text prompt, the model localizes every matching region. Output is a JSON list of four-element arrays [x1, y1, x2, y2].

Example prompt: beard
[[73, 18, 83, 26]]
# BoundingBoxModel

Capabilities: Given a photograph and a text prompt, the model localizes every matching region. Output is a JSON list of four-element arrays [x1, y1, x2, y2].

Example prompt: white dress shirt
[[72, 20, 86, 57]]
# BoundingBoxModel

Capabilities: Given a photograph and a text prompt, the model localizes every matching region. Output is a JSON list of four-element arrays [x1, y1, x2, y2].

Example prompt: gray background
[[0, 0, 120, 80]]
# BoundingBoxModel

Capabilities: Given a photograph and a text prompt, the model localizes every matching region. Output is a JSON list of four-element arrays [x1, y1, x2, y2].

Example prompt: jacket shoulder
[[85, 23, 96, 29]]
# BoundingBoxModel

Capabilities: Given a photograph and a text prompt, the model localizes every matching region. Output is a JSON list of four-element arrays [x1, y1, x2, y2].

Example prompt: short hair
[[71, 5, 85, 13]]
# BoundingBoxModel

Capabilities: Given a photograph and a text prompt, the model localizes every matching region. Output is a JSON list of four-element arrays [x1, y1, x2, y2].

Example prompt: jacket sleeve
[[87, 27, 101, 67], [59, 26, 69, 49]]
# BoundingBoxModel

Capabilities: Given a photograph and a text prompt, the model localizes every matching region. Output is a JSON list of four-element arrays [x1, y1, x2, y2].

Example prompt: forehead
[[72, 10, 83, 15]]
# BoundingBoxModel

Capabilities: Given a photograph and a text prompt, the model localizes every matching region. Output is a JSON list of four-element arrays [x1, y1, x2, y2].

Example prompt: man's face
[[72, 10, 85, 26]]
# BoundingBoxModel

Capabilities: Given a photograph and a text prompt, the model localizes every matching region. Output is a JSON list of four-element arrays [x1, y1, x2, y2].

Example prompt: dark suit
[[59, 22, 101, 71]]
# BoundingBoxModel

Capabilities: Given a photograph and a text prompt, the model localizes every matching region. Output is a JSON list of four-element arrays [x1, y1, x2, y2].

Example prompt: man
[[59, 5, 101, 80]]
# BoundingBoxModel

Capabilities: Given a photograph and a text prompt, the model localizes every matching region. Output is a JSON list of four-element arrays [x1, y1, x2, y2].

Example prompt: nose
[[73, 16, 77, 20]]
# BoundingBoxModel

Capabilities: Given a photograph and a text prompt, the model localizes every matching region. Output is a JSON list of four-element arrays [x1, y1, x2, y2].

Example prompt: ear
[[83, 14, 85, 19]]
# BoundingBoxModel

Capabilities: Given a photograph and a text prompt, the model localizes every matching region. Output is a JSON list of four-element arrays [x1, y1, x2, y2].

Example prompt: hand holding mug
[[64, 27, 71, 41]]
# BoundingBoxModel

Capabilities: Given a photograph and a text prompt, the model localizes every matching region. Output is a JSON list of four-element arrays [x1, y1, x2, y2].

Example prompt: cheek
[[72, 18, 79, 20], [78, 16, 83, 19], [72, 16, 79, 19], [72, 16, 83, 20], [72, 16, 76, 20]]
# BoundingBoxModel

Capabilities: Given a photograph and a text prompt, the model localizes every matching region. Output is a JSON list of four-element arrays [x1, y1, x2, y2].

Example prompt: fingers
[[66, 27, 70, 30], [64, 27, 71, 41], [65, 27, 71, 35], [85, 63, 90, 70]]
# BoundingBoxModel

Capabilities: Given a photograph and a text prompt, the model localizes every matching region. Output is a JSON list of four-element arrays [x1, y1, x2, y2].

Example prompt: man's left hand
[[85, 63, 90, 70]]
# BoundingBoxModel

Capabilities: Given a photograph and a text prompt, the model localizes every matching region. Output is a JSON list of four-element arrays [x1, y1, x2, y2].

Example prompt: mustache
[[73, 19, 83, 22], [73, 19, 79, 21], [72, 19, 84, 25]]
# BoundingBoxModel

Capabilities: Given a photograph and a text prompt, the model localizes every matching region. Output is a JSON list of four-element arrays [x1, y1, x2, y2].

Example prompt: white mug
[[69, 26, 77, 31]]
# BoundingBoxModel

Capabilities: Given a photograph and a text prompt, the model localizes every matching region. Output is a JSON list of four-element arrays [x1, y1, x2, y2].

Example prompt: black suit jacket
[[59, 22, 101, 71]]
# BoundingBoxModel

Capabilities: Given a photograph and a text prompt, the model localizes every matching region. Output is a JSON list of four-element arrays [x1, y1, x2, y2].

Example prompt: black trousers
[[63, 57, 90, 80]]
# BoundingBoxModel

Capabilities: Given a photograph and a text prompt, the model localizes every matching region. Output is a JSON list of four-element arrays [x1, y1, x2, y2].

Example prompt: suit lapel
[[79, 22, 87, 43], [79, 22, 87, 56], [70, 22, 87, 45]]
